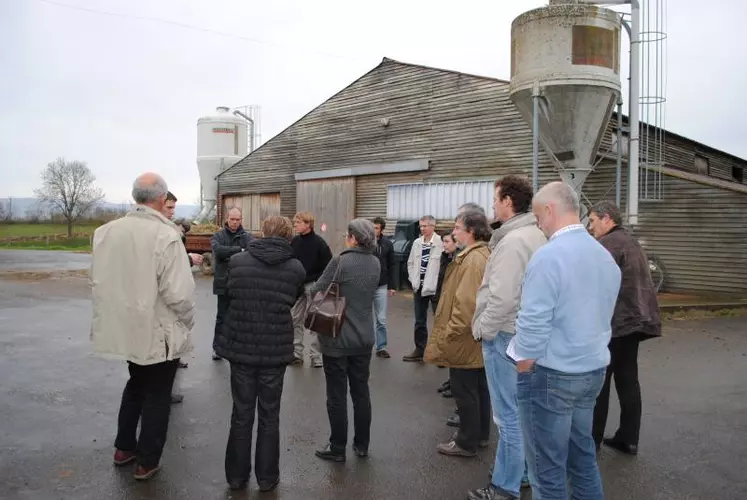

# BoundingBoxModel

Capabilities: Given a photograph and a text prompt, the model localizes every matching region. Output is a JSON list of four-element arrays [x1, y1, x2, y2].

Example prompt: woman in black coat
[[214, 216, 306, 493]]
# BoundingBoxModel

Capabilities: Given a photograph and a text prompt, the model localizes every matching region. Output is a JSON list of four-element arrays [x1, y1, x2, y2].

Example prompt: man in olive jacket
[[588, 201, 662, 456], [211, 207, 253, 360]]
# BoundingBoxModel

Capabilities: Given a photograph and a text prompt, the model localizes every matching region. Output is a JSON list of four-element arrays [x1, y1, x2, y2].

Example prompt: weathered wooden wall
[[219, 58, 747, 294]]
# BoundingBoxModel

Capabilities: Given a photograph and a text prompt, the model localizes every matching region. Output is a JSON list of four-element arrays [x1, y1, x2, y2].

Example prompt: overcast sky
[[2, 0, 745, 203]]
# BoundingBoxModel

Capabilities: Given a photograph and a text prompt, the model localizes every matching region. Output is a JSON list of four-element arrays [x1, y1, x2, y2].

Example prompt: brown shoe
[[133, 464, 161, 481], [290, 357, 304, 366], [113, 449, 136, 466], [376, 350, 391, 359], [437, 440, 476, 457], [402, 349, 424, 362]]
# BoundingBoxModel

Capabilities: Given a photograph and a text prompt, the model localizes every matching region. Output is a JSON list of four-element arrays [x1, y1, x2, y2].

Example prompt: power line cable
[[33, 0, 370, 62]]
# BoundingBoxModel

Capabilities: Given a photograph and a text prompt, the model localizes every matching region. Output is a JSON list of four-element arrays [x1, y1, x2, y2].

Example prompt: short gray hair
[[419, 215, 436, 225], [132, 174, 168, 204], [534, 181, 580, 215], [226, 206, 242, 217], [458, 202, 485, 215], [590, 200, 623, 226], [347, 218, 376, 250]]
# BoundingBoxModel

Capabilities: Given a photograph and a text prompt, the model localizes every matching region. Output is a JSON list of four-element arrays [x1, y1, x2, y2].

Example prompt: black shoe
[[227, 479, 247, 491], [402, 349, 424, 362], [603, 437, 638, 455], [437, 380, 450, 393], [446, 414, 460, 427], [258, 478, 279, 492], [212, 352, 222, 361], [441, 389, 453, 398], [315, 444, 346, 462], [170, 393, 184, 404], [352, 444, 368, 458], [290, 357, 303, 366], [468, 484, 517, 500], [177, 361, 188, 369], [376, 349, 391, 359]]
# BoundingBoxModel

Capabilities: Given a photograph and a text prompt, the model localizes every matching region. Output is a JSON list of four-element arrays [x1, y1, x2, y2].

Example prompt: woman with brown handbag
[[309, 218, 381, 462]]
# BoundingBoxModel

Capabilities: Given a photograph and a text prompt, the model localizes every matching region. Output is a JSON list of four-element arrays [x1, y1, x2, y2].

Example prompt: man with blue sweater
[[509, 182, 621, 500]]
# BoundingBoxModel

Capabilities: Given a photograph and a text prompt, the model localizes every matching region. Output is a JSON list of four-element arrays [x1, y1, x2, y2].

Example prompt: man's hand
[[388, 289, 396, 297], [517, 359, 536, 373], [189, 253, 203, 266]]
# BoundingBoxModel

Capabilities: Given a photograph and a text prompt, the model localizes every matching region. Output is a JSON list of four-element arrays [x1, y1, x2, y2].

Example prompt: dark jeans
[[449, 367, 491, 452], [114, 359, 179, 468], [214, 294, 230, 350], [593, 334, 643, 447], [413, 289, 437, 351], [225, 363, 286, 487], [323, 353, 372, 452]]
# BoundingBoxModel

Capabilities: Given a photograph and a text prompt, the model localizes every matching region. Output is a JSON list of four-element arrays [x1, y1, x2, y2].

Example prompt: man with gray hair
[[509, 181, 621, 499], [588, 200, 661, 456], [403, 215, 442, 362], [91, 172, 196, 481]]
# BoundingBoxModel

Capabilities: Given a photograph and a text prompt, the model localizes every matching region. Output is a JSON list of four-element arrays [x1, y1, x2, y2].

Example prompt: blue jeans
[[483, 333, 527, 498], [373, 286, 389, 351], [518, 365, 606, 500]]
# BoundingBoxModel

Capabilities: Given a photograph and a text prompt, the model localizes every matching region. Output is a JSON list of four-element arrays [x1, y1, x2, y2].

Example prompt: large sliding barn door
[[296, 177, 355, 256], [222, 193, 280, 232]]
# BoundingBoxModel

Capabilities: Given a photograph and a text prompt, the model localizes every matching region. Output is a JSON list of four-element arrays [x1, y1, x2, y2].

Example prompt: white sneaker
[[312, 358, 324, 368]]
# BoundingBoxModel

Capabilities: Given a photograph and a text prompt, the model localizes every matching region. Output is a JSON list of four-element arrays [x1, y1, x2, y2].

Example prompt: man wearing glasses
[[403, 215, 442, 362]]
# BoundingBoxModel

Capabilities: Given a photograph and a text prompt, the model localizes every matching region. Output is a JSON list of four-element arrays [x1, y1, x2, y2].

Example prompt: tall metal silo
[[510, 2, 622, 196], [194, 106, 249, 223]]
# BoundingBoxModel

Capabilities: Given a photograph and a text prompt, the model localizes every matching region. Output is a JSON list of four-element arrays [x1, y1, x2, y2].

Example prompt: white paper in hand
[[506, 336, 528, 362]]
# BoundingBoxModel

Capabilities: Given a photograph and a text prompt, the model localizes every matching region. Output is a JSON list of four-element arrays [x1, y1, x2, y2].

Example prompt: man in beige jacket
[[468, 175, 546, 500], [90, 172, 196, 481]]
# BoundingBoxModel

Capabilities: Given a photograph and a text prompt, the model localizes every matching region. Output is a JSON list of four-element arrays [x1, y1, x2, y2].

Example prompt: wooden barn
[[216, 58, 747, 295]]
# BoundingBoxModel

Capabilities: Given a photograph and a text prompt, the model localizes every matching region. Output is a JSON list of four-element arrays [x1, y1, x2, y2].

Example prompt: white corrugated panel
[[387, 181, 493, 220]]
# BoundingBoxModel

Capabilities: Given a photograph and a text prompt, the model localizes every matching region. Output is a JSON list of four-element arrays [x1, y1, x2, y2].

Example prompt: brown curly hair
[[494, 175, 534, 214]]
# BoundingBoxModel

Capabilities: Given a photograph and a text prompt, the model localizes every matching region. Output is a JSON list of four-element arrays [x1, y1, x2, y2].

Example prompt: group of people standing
[[397, 176, 660, 500], [90, 173, 384, 491], [90, 171, 660, 499]]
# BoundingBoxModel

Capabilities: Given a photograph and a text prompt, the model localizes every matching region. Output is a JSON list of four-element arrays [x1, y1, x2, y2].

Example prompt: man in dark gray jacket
[[210, 207, 253, 361], [310, 218, 380, 462], [589, 201, 661, 456]]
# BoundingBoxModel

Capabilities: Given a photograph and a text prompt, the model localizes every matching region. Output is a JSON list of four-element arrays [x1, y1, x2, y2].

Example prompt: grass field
[[0, 223, 98, 251]]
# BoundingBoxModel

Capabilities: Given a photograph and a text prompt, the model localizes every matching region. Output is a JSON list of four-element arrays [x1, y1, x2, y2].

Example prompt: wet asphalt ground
[[0, 252, 746, 499]]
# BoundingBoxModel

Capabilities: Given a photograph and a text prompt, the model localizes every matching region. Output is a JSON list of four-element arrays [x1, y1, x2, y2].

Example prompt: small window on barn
[[694, 154, 710, 175], [733, 166, 744, 184], [387, 181, 494, 220], [610, 130, 629, 157]]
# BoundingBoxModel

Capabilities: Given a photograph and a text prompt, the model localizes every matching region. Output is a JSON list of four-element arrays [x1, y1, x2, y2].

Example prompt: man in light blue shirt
[[509, 182, 621, 500]]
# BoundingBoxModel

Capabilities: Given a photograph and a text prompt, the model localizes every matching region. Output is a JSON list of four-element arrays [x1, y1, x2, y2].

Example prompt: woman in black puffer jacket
[[214, 216, 306, 493]]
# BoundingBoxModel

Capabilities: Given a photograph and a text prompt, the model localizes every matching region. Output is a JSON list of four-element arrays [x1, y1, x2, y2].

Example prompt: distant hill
[[0, 197, 200, 221]]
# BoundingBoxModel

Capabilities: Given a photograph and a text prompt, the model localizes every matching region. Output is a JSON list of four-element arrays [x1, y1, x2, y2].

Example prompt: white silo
[[194, 106, 249, 223], [510, 2, 622, 195]]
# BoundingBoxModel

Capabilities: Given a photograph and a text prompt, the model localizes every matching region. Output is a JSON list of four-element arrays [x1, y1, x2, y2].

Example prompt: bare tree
[[34, 158, 105, 238], [0, 200, 6, 221]]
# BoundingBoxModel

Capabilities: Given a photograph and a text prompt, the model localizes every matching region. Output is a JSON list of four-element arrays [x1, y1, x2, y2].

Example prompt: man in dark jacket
[[372, 217, 397, 359], [211, 207, 253, 361], [588, 201, 662, 456], [289, 211, 333, 367], [214, 216, 306, 492]]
